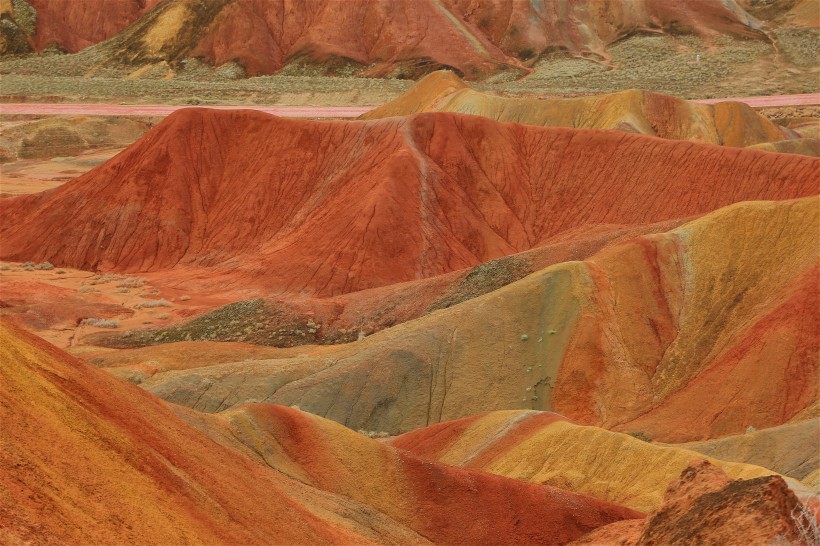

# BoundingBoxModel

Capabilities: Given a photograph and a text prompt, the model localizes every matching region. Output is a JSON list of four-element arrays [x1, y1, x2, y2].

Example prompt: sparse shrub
[[34, 261, 53, 270], [0, 264, 10, 271], [626, 431, 653, 443], [135, 299, 171, 308], [520, 334, 529, 341], [77, 285, 93, 293], [116, 277, 146, 288], [55, 269, 65, 274], [115, 287, 129, 293], [80, 318, 119, 328], [155, 313, 170, 320], [746, 425, 757, 434], [179, 295, 191, 301], [90, 273, 123, 285]]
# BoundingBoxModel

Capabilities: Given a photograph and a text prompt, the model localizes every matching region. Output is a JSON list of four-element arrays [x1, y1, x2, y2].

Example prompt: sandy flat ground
[[0, 104, 375, 117], [1, 95, 818, 118], [1, 148, 123, 195]]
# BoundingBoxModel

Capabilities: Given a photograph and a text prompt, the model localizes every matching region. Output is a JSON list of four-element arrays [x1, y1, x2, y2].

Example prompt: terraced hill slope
[[88, 197, 819, 442], [0, 318, 642, 544], [362, 71, 792, 147], [1, 109, 816, 298]]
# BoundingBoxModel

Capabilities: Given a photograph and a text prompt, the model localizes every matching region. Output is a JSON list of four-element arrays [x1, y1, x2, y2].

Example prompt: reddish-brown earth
[[71, 198, 818, 446], [44, 0, 770, 78], [18, 0, 162, 53], [1, 109, 817, 298], [0, 318, 642, 545]]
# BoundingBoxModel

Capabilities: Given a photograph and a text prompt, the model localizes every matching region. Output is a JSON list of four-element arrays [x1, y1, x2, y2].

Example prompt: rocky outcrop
[[573, 460, 820, 545]]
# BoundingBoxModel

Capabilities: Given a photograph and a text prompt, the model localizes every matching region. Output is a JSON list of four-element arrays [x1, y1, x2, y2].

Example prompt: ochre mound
[[51, 0, 766, 78], [0, 319, 640, 544], [1, 109, 817, 297], [93, 197, 819, 443], [363, 71, 790, 147], [748, 138, 820, 156], [573, 460, 818, 545], [388, 411, 817, 513]]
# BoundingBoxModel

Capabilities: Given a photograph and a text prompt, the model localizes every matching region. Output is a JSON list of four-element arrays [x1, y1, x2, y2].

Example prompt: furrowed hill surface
[[362, 71, 793, 147], [1, 109, 817, 298], [10, 0, 769, 78], [388, 411, 817, 512], [0, 0, 162, 54], [0, 318, 642, 545], [90, 197, 819, 443]]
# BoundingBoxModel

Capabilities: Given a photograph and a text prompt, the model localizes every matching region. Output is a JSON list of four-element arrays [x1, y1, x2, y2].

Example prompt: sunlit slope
[[388, 410, 807, 512], [362, 71, 791, 147]]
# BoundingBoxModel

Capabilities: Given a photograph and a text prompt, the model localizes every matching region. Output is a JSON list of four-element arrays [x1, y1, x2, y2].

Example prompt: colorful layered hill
[[681, 418, 820, 490], [91, 197, 819, 443], [362, 71, 792, 147], [7, 0, 769, 78], [1, 109, 817, 297], [0, 318, 642, 544], [388, 411, 817, 512]]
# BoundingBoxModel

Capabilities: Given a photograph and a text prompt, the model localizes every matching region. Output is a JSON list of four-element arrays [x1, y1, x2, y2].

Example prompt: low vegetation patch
[[80, 318, 120, 328]]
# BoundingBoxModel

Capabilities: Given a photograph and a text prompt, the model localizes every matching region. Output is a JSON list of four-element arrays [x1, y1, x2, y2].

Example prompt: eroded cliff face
[[2, 109, 815, 296], [7, 0, 769, 78]]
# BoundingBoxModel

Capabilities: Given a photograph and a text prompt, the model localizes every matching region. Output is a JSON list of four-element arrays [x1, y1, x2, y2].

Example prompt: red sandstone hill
[[1, 108, 817, 297], [1, 0, 161, 54], [19, 0, 770, 78], [0, 318, 641, 544]]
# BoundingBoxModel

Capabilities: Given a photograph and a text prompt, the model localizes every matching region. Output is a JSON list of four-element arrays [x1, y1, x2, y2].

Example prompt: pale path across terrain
[[0, 104, 374, 117], [0, 93, 817, 117]]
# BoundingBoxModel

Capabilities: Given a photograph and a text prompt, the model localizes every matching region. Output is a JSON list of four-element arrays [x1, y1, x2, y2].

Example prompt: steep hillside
[[1, 109, 816, 297], [19, 0, 769, 79], [362, 71, 791, 147], [1, 0, 161, 54], [0, 318, 641, 544], [91, 197, 819, 442]]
